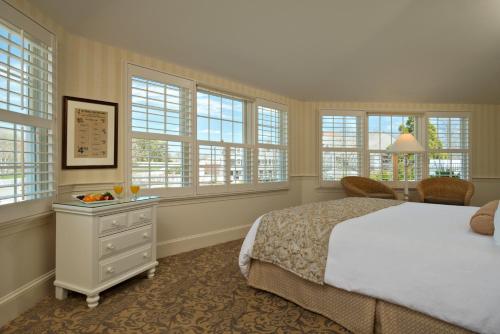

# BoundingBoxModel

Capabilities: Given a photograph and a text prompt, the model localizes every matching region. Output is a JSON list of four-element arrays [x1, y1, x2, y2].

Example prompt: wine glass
[[113, 185, 123, 199], [130, 184, 140, 200]]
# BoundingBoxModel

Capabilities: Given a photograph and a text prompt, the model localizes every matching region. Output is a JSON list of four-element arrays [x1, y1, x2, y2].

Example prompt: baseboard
[[0, 270, 55, 327], [157, 224, 252, 258]]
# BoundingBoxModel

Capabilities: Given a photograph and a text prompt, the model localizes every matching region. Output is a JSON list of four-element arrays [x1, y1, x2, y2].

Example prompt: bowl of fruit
[[73, 192, 117, 204]]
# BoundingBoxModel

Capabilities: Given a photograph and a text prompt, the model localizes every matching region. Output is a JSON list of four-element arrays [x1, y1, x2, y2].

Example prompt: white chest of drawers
[[52, 196, 160, 308]]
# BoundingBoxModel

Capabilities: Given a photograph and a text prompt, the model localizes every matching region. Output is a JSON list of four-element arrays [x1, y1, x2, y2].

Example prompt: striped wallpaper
[[7, 0, 500, 184]]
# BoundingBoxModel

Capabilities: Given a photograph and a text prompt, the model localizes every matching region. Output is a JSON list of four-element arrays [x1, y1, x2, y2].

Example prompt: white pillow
[[495, 203, 500, 246]]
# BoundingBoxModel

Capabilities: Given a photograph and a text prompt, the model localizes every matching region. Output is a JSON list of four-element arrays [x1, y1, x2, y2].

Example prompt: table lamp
[[388, 133, 425, 201]]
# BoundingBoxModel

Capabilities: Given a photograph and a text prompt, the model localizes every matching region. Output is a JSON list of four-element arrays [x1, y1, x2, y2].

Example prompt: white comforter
[[239, 202, 500, 334]]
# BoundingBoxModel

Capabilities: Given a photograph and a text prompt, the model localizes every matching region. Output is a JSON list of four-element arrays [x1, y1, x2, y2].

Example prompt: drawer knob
[[107, 267, 114, 273], [139, 214, 145, 219], [143, 252, 148, 258], [106, 243, 115, 250], [111, 220, 119, 227], [142, 233, 149, 239]]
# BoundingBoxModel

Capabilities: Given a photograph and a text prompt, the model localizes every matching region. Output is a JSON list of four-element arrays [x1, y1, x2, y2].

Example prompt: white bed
[[240, 202, 500, 334]]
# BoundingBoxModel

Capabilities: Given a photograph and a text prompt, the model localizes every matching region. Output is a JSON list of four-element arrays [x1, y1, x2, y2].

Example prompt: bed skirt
[[248, 260, 473, 334]]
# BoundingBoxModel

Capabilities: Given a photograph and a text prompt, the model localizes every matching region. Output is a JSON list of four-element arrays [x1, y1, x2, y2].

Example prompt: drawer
[[99, 225, 152, 259], [99, 245, 152, 283], [98, 213, 128, 235], [128, 207, 153, 227]]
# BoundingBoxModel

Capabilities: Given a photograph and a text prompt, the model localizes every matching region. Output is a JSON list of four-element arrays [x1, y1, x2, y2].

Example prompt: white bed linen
[[239, 216, 262, 278], [239, 202, 500, 333]]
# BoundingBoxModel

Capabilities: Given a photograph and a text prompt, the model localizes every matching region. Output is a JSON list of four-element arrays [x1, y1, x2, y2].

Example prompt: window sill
[[143, 185, 291, 206], [317, 181, 419, 191], [0, 196, 55, 225]]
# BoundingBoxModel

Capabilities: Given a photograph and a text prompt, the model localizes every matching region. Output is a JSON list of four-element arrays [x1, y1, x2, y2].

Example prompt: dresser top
[[53, 196, 160, 213]]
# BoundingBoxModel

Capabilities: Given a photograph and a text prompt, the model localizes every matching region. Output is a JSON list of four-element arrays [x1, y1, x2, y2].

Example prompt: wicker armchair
[[340, 176, 397, 200], [416, 177, 474, 206]]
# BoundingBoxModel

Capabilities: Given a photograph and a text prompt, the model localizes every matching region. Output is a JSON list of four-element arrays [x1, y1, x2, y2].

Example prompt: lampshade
[[387, 133, 425, 153]]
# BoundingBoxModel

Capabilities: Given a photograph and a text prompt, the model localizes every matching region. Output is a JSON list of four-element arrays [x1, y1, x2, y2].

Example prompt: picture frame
[[62, 96, 118, 169]]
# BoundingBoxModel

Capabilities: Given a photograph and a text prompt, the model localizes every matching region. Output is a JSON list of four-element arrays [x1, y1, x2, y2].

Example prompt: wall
[[55, 17, 307, 261], [1, 0, 305, 326], [2, 0, 500, 327]]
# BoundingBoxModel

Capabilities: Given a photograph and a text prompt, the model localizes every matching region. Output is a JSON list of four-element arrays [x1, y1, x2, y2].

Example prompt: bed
[[239, 197, 500, 334]]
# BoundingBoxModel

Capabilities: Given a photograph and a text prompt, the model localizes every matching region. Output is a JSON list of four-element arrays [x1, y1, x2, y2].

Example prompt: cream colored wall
[[54, 19, 305, 268], [0, 213, 55, 325], [0, 0, 305, 327], [2, 0, 500, 327], [57, 32, 305, 184]]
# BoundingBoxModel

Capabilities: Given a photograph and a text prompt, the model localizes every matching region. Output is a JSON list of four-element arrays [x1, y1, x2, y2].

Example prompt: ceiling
[[30, 0, 500, 103]]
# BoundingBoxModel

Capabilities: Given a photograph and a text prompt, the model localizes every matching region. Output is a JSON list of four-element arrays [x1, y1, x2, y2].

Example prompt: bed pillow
[[470, 200, 499, 236]]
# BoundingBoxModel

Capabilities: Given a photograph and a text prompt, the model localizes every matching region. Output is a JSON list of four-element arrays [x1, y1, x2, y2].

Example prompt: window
[[257, 102, 288, 184], [368, 114, 423, 183], [127, 66, 289, 197], [128, 65, 194, 195], [196, 89, 253, 192], [319, 109, 470, 186], [427, 113, 469, 179], [320, 111, 363, 183], [0, 10, 55, 206]]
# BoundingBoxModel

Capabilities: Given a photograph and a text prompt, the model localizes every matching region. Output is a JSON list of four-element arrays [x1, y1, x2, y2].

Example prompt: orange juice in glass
[[130, 185, 140, 199], [113, 185, 123, 199]]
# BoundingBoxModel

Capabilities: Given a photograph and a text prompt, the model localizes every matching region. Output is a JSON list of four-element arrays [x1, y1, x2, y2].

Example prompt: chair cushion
[[470, 200, 499, 236], [424, 196, 465, 206], [368, 193, 396, 200]]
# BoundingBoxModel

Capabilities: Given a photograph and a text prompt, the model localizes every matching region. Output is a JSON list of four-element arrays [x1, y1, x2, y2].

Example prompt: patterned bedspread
[[251, 197, 403, 284]]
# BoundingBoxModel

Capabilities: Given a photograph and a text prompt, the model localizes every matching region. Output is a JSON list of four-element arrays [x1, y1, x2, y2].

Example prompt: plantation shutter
[[128, 65, 195, 194], [0, 5, 55, 205], [320, 111, 363, 183]]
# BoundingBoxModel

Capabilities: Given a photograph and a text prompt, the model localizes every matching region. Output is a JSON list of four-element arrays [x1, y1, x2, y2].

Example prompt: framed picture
[[62, 96, 118, 169]]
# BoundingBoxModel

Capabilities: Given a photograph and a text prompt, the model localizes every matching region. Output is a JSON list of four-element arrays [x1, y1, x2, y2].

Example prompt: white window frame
[[0, 1, 56, 222], [126, 65, 290, 198], [319, 110, 364, 187], [195, 87, 255, 195], [318, 109, 471, 188], [366, 112, 426, 188], [126, 64, 196, 198], [255, 99, 289, 190], [425, 111, 471, 180]]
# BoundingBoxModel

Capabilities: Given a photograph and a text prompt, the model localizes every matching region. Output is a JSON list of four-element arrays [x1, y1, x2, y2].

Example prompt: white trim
[[255, 100, 289, 188], [319, 109, 365, 117], [425, 111, 471, 118], [131, 131, 192, 143], [0, 209, 53, 237], [156, 223, 252, 258], [0, 269, 55, 327], [196, 85, 254, 102], [0, 270, 54, 305], [318, 109, 472, 184], [195, 89, 254, 193], [125, 63, 196, 197], [0, 197, 54, 225], [425, 112, 471, 180], [0, 109, 53, 129], [319, 109, 364, 186], [255, 98, 288, 112], [125, 64, 290, 197], [0, 8, 57, 211], [127, 63, 195, 90]]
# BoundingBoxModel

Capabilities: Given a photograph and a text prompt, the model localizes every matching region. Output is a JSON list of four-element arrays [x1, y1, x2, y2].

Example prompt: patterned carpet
[[1, 240, 349, 333]]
